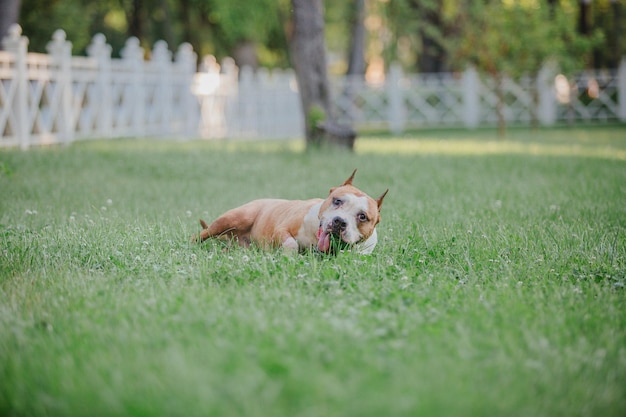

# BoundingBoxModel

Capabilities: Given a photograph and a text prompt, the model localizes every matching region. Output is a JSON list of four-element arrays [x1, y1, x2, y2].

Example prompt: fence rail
[[1, 25, 625, 149]]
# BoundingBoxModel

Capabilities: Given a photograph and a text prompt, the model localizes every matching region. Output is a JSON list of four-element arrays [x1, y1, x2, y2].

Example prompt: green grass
[[1, 126, 625, 417]]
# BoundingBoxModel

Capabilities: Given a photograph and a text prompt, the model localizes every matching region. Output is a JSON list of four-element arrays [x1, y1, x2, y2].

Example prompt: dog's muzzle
[[331, 217, 347, 234], [317, 216, 352, 254]]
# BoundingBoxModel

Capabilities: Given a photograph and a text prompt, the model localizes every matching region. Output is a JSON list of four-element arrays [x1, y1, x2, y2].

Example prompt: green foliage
[[307, 104, 327, 128], [385, 0, 449, 68], [447, 0, 601, 76], [17, 0, 290, 65], [14, 0, 623, 71], [203, 0, 288, 62], [207, 0, 278, 46], [19, 0, 102, 54], [1, 127, 625, 416]]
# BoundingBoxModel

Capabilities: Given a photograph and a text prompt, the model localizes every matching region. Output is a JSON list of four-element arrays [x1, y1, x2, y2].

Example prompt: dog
[[192, 170, 388, 254]]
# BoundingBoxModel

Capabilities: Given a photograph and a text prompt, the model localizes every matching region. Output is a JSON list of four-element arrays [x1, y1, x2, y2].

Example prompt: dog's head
[[316, 170, 388, 254]]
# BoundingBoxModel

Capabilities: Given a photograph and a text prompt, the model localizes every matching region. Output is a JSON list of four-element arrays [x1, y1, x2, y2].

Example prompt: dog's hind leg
[[192, 208, 255, 246]]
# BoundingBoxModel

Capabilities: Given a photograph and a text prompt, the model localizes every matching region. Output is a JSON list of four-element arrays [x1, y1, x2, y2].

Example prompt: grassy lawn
[[1, 126, 625, 417]]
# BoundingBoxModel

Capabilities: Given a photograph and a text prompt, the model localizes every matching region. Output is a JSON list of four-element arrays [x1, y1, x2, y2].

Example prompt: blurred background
[[0, 0, 624, 148], [2, 0, 621, 73]]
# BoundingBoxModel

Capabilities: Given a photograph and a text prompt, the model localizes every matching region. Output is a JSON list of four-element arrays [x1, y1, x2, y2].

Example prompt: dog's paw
[[282, 236, 299, 253]]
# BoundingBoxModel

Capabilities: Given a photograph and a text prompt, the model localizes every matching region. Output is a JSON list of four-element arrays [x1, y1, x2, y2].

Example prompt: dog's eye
[[333, 198, 342, 206], [357, 212, 369, 222]]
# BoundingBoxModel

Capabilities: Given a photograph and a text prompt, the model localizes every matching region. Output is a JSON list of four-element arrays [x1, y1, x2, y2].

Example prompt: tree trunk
[[578, 0, 591, 35], [158, 0, 174, 50], [290, 0, 354, 150], [128, 0, 144, 41], [0, 0, 21, 49], [346, 0, 366, 77], [233, 40, 258, 69], [495, 72, 507, 139], [341, 0, 366, 132], [417, 3, 446, 73], [180, 0, 201, 61], [610, 0, 621, 68]]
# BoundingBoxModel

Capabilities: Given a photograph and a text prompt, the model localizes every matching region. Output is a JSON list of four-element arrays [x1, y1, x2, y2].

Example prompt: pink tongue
[[317, 229, 331, 252]]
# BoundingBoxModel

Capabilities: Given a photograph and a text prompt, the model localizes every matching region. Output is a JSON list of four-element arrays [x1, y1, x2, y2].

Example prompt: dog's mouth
[[316, 227, 352, 254]]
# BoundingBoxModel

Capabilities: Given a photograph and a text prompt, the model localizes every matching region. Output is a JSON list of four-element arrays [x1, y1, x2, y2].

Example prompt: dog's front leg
[[279, 232, 300, 253]]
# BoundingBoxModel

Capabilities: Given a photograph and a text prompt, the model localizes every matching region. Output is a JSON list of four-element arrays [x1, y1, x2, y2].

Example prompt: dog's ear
[[376, 189, 389, 211], [342, 169, 357, 186]]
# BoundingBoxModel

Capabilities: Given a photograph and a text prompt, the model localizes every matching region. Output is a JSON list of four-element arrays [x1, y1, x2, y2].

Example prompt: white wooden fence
[[0, 25, 197, 149], [332, 63, 626, 132], [1, 25, 625, 149]]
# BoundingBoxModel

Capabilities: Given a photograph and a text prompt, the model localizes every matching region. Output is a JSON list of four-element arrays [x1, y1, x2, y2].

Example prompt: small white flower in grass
[[186, 210, 192, 217], [549, 204, 559, 211], [25, 209, 37, 215], [106, 199, 113, 205], [69, 215, 75, 221], [101, 206, 107, 211], [493, 200, 502, 209]]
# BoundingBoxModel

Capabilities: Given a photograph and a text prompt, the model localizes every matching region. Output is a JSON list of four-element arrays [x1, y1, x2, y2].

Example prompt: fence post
[[537, 63, 556, 126], [221, 57, 238, 138], [87, 34, 113, 138], [121, 37, 144, 137], [619, 57, 626, 122], [152, 40, 172, 136], [463, 66, 480, 128], [175, 42, 198, 138], [238, 64, 256, 138], [2, 24, 30, 149], [387, 62, 405, 134], [46, 29, 74, 144]]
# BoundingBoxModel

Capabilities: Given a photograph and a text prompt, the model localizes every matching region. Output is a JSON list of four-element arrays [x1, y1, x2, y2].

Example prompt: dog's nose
[[332, 217, 347, 232]]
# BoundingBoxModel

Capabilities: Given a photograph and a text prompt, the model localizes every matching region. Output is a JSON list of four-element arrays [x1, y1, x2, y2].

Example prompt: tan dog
[[193, 170, 388, 254]]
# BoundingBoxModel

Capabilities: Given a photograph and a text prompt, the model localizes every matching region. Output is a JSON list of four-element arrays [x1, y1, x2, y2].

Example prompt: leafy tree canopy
[[14, 0, 622, 71], [447, 0, 602, 77]]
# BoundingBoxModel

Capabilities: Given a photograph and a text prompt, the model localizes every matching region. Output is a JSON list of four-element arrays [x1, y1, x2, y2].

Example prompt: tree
[[415, 1, 447, 73], [289, 0, 354, 150], [448, 0, 599, 137], [18, 0, 97, 54], [0, 0, 21, 48], [384, 0, 451, 72], [15, 0, 290, 65], [346, 0, 366, 77], [204, 0, 287, 68], [127, 0, 144, 41]]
